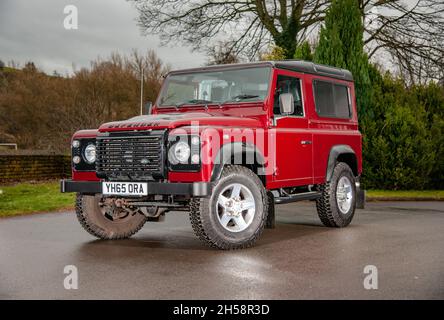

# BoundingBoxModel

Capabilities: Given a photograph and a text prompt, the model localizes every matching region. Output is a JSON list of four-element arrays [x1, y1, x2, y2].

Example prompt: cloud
[[0, 0, 205, 74]]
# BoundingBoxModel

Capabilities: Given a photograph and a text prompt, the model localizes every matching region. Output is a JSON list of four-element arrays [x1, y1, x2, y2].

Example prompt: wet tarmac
[[0, 201, 443, 299]]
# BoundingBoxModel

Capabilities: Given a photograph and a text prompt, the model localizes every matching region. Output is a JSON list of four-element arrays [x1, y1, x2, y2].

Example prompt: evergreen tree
[[260, 46, 287, 61], [314, 0, 371, 117], [293, 41, 313, 61]]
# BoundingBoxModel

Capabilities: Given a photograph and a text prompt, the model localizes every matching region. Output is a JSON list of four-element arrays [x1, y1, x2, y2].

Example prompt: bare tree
[[206, 41, 241, 65], [0, 51, 169, 153], [363, 0, 444, 84], [131, 0, 444, 82]]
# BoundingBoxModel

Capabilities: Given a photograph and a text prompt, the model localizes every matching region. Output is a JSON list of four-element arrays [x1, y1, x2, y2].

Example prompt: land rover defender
[[61, 60, 365, 249]]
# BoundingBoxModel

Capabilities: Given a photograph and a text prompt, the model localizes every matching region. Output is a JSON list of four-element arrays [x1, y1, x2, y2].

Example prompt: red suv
[[61, 60, 365, 249]]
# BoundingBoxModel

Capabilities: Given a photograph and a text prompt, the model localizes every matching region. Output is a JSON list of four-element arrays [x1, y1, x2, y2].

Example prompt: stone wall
[[0, 152, 71, 182]]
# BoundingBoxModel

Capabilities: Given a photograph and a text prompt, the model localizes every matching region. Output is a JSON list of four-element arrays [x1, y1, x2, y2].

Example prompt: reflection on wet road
[[0, 201, 443, 299]]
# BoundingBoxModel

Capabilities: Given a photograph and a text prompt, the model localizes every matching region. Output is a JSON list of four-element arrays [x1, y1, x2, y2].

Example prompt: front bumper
[[60, 179, 211, 197]]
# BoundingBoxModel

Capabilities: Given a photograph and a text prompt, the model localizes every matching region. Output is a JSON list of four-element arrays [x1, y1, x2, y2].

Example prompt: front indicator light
[[191, 136, 200, 145], [72, 140, 80, 148]]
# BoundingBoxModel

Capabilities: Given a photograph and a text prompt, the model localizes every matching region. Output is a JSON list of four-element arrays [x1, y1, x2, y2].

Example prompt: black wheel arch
[[211, 142, 266, 185], [326, 145, 358, 182]]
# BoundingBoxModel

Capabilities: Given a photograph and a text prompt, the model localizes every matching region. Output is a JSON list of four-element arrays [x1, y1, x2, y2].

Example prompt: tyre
[[189, 165, 268, 249], [76, 194, 147, 240], [316, 162, 356, 227]]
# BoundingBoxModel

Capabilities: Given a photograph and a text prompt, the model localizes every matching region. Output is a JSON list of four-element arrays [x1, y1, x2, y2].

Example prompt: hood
[[98, 112, 263, 132]]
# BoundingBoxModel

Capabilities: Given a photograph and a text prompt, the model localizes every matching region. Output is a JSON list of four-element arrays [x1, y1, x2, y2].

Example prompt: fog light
[[73, 156, 81, 164]]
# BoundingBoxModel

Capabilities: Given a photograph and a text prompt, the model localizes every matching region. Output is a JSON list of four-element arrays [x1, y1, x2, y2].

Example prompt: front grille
[[96, 130, 166, 180]]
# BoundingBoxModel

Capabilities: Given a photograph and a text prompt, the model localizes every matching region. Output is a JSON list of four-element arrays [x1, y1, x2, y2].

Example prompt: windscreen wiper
[[176, 99, 213, 108], [219, 94, 260, 107], [232, 94, 259, 100]]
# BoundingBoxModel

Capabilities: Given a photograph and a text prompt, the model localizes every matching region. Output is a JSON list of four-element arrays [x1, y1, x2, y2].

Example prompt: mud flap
[[265, 191, 275, 229], [356, 187, 366, 209]]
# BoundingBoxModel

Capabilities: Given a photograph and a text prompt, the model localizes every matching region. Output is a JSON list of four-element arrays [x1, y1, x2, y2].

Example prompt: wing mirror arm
[[145, 101, 153, 115]]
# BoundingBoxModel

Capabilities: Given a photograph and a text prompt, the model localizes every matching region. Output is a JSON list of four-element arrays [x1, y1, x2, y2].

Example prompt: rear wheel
[[316, 162, 356, 227], [189, 165, 267, 250], [76, 194, 147, 239]]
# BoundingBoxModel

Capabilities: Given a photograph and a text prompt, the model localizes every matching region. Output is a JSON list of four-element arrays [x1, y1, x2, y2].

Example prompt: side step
[[274, 191, 321, 204]]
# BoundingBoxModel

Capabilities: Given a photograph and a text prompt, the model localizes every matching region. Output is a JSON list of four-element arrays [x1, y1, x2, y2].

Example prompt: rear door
[[309, 77, 360, 184]]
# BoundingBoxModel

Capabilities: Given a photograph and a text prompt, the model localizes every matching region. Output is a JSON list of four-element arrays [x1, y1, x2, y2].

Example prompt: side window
[[313, 81, 334, 117], [334, 84, 350, 118], [274, 75, 304, 116], [313, 80, 351, 118]]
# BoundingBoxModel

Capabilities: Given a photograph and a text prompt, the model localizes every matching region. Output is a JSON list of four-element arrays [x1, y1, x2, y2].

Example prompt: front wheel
[[316, 162, 357, 227], [190, 165, 268, 250], [76, 194, 147, 240]]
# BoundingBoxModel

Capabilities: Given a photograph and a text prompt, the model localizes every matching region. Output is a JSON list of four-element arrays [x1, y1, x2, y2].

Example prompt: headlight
[[83, 144, 96, 164], [168, 141, 190, 164]]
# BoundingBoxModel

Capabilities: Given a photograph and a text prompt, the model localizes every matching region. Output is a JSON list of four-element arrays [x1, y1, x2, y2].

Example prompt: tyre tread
[[75, 193, 146, 240], [316, 162, 356, 228]]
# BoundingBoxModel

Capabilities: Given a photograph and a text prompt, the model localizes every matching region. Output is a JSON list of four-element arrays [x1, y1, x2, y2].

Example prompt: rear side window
[[313, 80, 351, 118]]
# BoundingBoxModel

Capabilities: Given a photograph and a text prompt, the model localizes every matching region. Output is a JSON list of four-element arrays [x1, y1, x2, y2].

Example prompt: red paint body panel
[[72, 170, 100, 181], [266, 69, 313, 189], [304, 74, 361, 183], [72, 129, 99, 138], [71, 65, 362, 191], [99, 107, 265, 132]]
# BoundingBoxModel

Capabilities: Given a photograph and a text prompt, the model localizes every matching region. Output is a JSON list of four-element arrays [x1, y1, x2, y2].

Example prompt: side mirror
[[144, 101, 153, 115], [279, 93, 294, 115]]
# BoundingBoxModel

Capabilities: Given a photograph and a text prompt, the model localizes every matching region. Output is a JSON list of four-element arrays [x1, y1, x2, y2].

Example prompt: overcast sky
[[0, 0, 206, 75]]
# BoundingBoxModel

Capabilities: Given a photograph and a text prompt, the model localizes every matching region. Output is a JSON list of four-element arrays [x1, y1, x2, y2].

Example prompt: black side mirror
[[145, 101, 152, 115]]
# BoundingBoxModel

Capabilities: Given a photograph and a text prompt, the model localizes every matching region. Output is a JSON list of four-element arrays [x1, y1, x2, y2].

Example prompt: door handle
[[301, 140, 312, 145]]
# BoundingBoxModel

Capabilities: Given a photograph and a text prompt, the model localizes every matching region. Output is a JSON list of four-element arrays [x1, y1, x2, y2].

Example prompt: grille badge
[[124, 150, 134, 163]]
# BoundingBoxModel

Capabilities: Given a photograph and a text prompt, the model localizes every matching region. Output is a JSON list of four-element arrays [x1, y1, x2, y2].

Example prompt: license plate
[[102, 182, 148, 196]]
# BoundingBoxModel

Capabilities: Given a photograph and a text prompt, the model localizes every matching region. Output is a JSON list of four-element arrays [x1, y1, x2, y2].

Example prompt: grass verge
[[0, 181, 75, 218], [366, 190, 444, 201], [0, 181, 443, 218]]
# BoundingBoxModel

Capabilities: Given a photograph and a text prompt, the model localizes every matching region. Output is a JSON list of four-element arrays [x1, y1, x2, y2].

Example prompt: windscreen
[[158, 67, 271, 107]]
